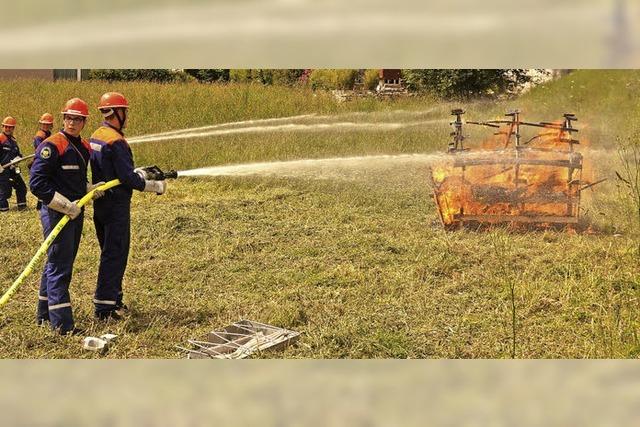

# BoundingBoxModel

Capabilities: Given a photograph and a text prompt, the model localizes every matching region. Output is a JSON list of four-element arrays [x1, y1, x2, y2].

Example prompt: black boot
[[95, 310, 123, 321]]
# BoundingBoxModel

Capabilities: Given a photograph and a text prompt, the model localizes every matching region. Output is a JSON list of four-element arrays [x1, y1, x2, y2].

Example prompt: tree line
[[87, 69, 541, 99]]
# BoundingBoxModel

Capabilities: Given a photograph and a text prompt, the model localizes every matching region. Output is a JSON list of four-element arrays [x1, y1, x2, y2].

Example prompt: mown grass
[[0, 71, 638, 358]]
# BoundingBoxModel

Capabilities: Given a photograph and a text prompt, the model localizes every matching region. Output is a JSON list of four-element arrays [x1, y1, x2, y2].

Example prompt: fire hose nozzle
[[164, 170, 178, 179], [138, 165, 179, 181]]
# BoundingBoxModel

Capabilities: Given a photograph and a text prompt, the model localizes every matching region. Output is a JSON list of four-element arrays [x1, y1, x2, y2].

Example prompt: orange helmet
[[61, 98, 90, 117], [39, 113, 54, 125], [98, 92, 129, 110], [2, 116, 16, 127]]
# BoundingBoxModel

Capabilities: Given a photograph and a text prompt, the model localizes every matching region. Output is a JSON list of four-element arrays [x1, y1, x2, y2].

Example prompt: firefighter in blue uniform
[[90, 92, 167, 320], [30, 98, 103, 334], [30, 113, 55, 209], [33, 113, 54, 150], [0, 116, 27, 211]]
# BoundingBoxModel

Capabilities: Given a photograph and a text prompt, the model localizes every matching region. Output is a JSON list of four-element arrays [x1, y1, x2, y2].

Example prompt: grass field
[[0, 70, 638, 358]]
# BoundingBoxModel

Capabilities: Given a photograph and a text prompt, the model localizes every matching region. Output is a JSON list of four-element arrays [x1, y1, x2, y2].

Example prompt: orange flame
[[432, 118, 592, 229]]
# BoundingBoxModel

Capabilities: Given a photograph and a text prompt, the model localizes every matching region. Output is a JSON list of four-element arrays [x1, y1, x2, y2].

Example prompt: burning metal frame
[[431, 109, 593, 230]]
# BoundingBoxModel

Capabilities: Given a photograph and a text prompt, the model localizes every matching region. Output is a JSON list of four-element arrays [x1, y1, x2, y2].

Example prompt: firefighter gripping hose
[[0, 179, 121, 307], [0, 162, 178, 309]]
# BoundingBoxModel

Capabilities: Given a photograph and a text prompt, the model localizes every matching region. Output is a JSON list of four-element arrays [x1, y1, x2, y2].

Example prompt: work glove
[[47, 192, 81, 220], [0, 164, 4, 174], [143, 180, 167, 195], [87, 182, 106, 200]]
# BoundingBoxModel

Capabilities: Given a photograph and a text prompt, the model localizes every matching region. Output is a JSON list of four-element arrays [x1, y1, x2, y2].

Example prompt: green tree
[[402, 69, 535, 98], [308, 69, 359, 90], [227, 69, 305, 86], [184, 69, 230, 83], [87, 69, 195, 83]]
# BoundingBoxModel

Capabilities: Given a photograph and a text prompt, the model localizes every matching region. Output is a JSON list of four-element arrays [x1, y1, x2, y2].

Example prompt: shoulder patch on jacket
[[0, 134, 7, 144], [45, 133, 70, 156], [91, 126, 125, 146], [35, 130, 47, 139]]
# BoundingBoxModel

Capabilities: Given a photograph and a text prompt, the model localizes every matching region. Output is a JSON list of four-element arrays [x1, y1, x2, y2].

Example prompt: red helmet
[[61, 98, 90, 117], [39, 113, 54, 125], [98, 92, 129, 110], [2, 116, 16, 127]]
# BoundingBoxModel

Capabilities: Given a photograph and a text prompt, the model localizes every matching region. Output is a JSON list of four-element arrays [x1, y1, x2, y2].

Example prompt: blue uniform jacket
[[33, 129, 51, 151], [90, 122, 145, 201], [29, 131, 91, 205], [0, 133, 22, 175]]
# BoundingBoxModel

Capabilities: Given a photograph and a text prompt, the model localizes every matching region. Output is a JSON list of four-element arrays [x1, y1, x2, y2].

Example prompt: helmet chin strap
[[102, 108, 127, 130], [115, 109, 126, 130]]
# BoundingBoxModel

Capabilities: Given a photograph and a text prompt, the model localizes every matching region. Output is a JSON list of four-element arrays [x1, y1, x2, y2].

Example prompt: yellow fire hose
[[0, 179, 121, 307]]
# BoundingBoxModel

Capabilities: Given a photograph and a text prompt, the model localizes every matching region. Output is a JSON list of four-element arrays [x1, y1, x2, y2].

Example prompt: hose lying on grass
[[0, 179, 122, 308]]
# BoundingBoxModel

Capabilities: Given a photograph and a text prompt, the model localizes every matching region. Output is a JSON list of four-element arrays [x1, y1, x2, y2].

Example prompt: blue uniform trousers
[[0, 172, 27, 211], [36, 206, 84, 333], [93, 197, 130, 314]]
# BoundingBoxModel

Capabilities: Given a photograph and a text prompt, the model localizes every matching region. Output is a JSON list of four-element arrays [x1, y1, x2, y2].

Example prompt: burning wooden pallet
[[431, 109, 597, 229]]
